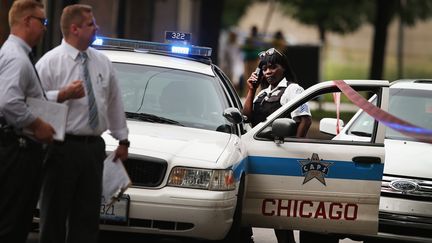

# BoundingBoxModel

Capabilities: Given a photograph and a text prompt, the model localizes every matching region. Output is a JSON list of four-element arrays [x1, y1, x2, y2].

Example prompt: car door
[[241, 80, 389, 236]]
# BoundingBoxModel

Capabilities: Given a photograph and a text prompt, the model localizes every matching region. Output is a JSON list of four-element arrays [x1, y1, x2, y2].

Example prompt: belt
[[64, 134, 101, 143], [0, 128, 42, 148]]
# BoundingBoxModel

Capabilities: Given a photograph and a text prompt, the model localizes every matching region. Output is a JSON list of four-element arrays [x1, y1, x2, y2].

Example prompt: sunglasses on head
[[258, 48, 283, 59], [30, 16, 48, 26]]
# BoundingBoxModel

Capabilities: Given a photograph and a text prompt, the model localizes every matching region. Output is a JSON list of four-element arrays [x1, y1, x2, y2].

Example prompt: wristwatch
[[119, 139, 130, 148]]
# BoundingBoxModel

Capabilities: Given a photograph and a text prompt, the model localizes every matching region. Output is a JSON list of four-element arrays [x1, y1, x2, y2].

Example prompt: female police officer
[[242, 47, 312, 243], [243, 47, 311, 136]]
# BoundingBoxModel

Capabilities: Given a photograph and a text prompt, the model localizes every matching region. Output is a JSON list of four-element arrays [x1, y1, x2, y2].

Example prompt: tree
[[369, 0, 397, 80], [369, 0, 432, 79], [278, 0, 432, 79], [281, 0, 369, 44], [222, 0, 254, 29]]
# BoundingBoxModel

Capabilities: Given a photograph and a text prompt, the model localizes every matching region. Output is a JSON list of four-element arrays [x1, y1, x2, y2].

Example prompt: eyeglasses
[[258, 48, 283, 59], [30, 16, 48, 26]]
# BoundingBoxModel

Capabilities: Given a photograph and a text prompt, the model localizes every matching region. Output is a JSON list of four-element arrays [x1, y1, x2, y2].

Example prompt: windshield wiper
[[125, 112, 184, 126], [350, 131, 372, 137]]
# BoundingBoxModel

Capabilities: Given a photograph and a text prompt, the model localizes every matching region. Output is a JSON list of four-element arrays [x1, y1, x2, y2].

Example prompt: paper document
[[102, 153, 131, 206], [25, 97, 68, 141]]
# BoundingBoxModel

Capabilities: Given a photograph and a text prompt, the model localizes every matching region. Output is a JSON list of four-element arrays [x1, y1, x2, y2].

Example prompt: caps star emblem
[[298, 153, 333, 186]]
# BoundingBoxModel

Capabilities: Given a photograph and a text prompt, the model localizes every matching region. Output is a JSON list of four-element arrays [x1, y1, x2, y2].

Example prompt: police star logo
[[298, 153, 333, 186]]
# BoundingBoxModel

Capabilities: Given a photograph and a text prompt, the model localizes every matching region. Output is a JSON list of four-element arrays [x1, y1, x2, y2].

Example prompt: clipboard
[[102, 153, 131, 206], [25, 97, 68, 141]]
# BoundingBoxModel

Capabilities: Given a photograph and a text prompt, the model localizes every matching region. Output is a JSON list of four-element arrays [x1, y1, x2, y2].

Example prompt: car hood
[[384, 139, 432, 179], [103, 121, 232, 163]]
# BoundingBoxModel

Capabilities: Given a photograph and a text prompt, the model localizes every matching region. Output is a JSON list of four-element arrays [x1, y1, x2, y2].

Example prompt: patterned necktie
[[79, 52, 99, 130]]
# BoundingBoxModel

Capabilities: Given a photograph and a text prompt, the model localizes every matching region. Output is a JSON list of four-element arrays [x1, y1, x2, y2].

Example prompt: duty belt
[[0, 118, 41, 148]]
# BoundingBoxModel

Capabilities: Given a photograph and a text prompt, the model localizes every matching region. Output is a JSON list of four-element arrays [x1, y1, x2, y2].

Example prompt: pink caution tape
[[333, 80, 432, 144], [332, 92, 341, 134]]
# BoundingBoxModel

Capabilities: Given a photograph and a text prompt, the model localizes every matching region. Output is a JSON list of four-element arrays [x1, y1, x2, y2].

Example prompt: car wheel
[[300, 231, 339, 243], [218, 175, 252, 243]]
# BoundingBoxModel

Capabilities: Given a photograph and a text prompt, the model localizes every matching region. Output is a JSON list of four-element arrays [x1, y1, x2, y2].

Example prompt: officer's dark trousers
[[39, 135, 105, 243], [0, 130, 45, 243]]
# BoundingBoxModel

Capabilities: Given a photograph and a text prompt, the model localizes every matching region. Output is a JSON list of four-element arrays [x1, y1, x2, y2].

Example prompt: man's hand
[[58, 80, 85, 102], [29, 117, 55, 143], [113, 144, 128, 162]]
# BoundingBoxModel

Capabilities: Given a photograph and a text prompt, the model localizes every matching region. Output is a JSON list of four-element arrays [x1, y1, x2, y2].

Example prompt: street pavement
[[27, 228, 362, 243]]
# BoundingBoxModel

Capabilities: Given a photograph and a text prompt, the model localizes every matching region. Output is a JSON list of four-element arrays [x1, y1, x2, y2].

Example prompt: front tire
[[219, 176, 252, 243]]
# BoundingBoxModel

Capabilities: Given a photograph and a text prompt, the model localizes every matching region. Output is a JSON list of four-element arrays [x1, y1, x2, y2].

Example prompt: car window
[[347, 88, 432, 141], [256, 87, 379, 143], [114, 62, 231, 132], [346, 97, 376, 138], [386, 88, 432, 140]]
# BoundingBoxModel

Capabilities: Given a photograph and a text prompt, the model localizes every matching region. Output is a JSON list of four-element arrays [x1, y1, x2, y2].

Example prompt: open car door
[[242, 80, 389, 236]]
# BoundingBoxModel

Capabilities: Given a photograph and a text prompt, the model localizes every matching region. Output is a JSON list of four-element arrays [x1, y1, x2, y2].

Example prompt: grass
[[321, 55, 432, 102], [323, 51, 432, 82], [311, 109, 356, 123]]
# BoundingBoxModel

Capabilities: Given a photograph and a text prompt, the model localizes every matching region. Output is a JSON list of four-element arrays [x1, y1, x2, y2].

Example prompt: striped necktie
[[79, 52, 99, 130]]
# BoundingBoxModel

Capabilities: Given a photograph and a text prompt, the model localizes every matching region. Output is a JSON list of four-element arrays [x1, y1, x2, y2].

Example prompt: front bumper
[[361, 196, 432, 242], [100, 186, 237, 240]]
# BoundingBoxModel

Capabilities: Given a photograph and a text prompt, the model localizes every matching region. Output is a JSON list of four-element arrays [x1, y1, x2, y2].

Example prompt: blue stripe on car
[[247, 156, 384, 181]]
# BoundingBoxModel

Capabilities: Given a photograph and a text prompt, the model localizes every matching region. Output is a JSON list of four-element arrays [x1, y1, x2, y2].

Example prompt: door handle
[[352, 156, 381, 164]]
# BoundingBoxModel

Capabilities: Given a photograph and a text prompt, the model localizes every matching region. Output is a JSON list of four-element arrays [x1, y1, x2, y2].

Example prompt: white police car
[[96, 35, 248, 241], [94, 35, 391, 242], [320, 79, 432, 243]]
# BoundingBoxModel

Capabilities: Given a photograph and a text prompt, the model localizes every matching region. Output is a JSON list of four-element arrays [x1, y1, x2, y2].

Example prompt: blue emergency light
[[92, 35, 211, 57]]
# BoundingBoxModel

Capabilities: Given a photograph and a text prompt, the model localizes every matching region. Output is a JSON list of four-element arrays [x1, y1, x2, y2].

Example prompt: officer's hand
[[246, 72, 259, 90], [31, 118, 55, 143], [58, 80, 85, 102], [114, 144, 128, 162]]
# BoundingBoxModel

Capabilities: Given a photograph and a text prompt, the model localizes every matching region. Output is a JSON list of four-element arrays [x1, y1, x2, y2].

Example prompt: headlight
[[168, 167, 235, 191]]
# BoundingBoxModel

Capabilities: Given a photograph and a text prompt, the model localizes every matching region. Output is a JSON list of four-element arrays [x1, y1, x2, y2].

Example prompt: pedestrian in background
[[220, 29, 244, 94], [0, 1, 55, 242], [242, 47, 312, 243], [36, 4, 129, 243], [241, 25, 265, 96], [272, 30, 288, 54]]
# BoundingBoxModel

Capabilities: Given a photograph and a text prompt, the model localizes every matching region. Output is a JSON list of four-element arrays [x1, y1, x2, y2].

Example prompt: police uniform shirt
[[36, 40, 128, 140], [253, 78, 311, 119], [0, 35, 44, 128]]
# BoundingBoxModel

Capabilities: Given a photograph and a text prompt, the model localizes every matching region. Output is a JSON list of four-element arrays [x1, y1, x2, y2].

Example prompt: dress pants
[[0, 130, 45, 243], [39, 135, 105, 243]]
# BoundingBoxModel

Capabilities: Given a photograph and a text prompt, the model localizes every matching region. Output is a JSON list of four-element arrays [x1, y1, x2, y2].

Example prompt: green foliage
[[279, 0, 370, 41], [311, 110, 356, 124], [400, 0, 432, 25], [222, 0, 255, 28]]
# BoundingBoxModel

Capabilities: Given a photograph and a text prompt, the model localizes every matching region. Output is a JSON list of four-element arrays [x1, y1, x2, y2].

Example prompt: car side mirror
[[272, 118, 297, 144], [319, 118, 344, 136], [223, 107, 244, 125]]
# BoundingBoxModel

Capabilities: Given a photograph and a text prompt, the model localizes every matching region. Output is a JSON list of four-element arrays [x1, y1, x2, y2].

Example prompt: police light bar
[[92, 36, 212, 57]]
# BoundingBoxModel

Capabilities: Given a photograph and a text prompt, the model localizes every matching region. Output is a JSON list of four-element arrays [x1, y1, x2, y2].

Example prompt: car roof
[[391, 79, 432, 90], [100, 49, 215, 77]]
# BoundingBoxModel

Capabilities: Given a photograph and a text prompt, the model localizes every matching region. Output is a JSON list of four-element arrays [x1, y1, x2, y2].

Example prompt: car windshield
[[114, 62, 231, 132], [347, 88, 432, 141]]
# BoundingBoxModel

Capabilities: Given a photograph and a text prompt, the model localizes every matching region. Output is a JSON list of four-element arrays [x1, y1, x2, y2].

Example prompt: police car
[[94, 34, 391, 242], [320, 79, 432, 243]]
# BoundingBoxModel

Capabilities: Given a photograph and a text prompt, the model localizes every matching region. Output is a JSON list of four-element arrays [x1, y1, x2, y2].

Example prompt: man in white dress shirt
[[35, 4, 129, 243], [0, 1, 55, 242]]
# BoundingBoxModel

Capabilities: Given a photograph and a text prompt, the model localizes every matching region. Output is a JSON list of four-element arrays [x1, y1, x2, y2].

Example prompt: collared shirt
[[253, 78, 311, 118], [0, 35, 44, 128], [36, 40, 128, 140]]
